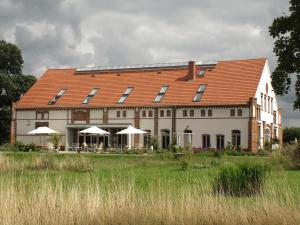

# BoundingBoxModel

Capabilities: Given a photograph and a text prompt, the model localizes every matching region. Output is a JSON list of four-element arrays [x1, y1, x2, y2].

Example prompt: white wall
[[90, 109, 103, 124], [108, 109, 134, 124], [16, 107, 251, 149], [255, 60, 279, 125], [176, 107, 249, 149], [16, 110, 68, 145]]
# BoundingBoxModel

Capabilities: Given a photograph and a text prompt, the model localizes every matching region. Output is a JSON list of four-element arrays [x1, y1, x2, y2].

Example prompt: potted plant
[[48, 133, 62, 152]]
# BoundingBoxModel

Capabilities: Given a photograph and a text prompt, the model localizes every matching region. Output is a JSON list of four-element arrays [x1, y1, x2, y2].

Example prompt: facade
[[11, 58, 282, 151]]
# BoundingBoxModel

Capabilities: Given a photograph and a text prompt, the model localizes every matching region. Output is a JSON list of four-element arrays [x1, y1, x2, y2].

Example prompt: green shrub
[[48, 133, 62, 149], [264, 141, 272, 151], [24, 143, 39, 152], [213, 162, 269, 196], [0, 143, 16, 152], [149, 136, 159, 150], [290, 144, 300, 169], [224, 150, 256, 157], [13, 141, 26, 151], [283, 127, 300, 143], [171, 144, 181, 153]]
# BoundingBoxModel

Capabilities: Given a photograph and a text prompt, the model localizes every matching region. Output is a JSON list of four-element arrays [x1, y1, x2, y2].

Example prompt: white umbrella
[[28, 126, 59, 134], [117, 125, 147, 149], [80, 126, 109, 149], [80, 126, 109, 135], [28, 126, 59, 149]]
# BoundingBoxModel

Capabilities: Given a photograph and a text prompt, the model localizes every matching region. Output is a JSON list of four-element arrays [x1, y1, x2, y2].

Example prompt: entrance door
[[184, 128, 192, 147], [202, 134, 210, 149], [232, 130, 241, 150], [216, 134, 225, 150], [161, 129, 170, 149]]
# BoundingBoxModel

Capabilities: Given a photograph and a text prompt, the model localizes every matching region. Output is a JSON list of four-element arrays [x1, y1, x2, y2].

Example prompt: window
[[144, 130, 151, 148], [216, 135, 225, 150], [183, 110, 187, 117], [122, 111, 127, 118], [160, 110, 164, 117], [35, 122, 48, 128], [166, 110, 171, 117], [198, 69, 206, 77], [201, 109, 205, 117], [265, 128, 271, 143], [193, 84, 207, 102], [202, 134, 210, 149], [154, 85, 168, 103], [208, 109, 212, 117], [148, 110, 153, 117], [273, 128, 277, 139], [118, 87, 133, 104], [238, 109, 242, 117], [264, 95, 267, 112], [190, 109, 194, 117], [43, 112, 49, 119], [232, 130, 241, 150], [83, 88, 98, 104], [36, 111, 49, 120], [117, 111, 121, 118], [230, 109, 235, 117], [142, 110, 147, 117], [268, 97, 270, 113], [273, 112, 277, 124], [48, 89, 66, 105], [161, 129, 170, 149], [36, 112, 43, 120], [260, 93, 263, 111], [257, 107, 261, 120], [271, 98, 273, 113]]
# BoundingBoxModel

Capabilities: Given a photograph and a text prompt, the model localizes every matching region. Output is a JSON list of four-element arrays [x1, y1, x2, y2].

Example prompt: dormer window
[[118, 87, 133, 104], [48, 89, 66, 105], [154, 85, 168, 103], [82, 88, 98, 104], [193, 84, 207, 102]]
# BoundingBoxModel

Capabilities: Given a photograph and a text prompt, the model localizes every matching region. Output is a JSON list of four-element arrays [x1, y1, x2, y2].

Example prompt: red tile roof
[[16, 58, 266, 109]]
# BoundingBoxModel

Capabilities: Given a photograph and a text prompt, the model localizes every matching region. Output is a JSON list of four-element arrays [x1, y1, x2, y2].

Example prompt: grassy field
[[0, 152, 300, 224]]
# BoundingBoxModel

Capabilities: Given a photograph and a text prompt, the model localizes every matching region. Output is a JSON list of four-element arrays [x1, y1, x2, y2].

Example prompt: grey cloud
[[0, 0, 298, 125]]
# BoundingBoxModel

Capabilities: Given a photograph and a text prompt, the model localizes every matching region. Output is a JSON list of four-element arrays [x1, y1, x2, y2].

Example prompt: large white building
[[11, 58, 282, 151]]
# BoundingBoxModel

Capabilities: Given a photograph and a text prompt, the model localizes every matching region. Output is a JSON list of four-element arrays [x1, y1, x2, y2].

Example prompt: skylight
[[48, 89, 66, 105], [118, 87, 133, 104], [198, 69, 206, 77], [193, 84, 207, 102], [154, 85, 168, 103], [82, 88, 98, 104]]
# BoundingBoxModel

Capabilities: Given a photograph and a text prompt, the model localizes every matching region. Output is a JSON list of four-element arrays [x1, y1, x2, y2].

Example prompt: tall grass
[[0, 153, 91, 172], [0, 176, 299, 225]]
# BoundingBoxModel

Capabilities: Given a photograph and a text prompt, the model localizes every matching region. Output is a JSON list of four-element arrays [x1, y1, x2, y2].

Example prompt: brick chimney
[[188, 61, 196, 80]]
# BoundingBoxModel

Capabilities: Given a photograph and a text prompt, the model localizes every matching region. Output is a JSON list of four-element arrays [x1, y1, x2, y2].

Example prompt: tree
[[0, 40, 36, 143], [0, 40, 23, 75], [269, 0, 300, 109]]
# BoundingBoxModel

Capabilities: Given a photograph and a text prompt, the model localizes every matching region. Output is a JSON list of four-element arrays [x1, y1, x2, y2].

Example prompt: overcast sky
[[0, 0, 298, 126]]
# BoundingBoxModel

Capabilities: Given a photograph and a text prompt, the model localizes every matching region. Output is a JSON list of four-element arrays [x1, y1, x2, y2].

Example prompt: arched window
[[265, 128, 271, 143], [232, 130, 241, 150], [184, 128, 192, 147]]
